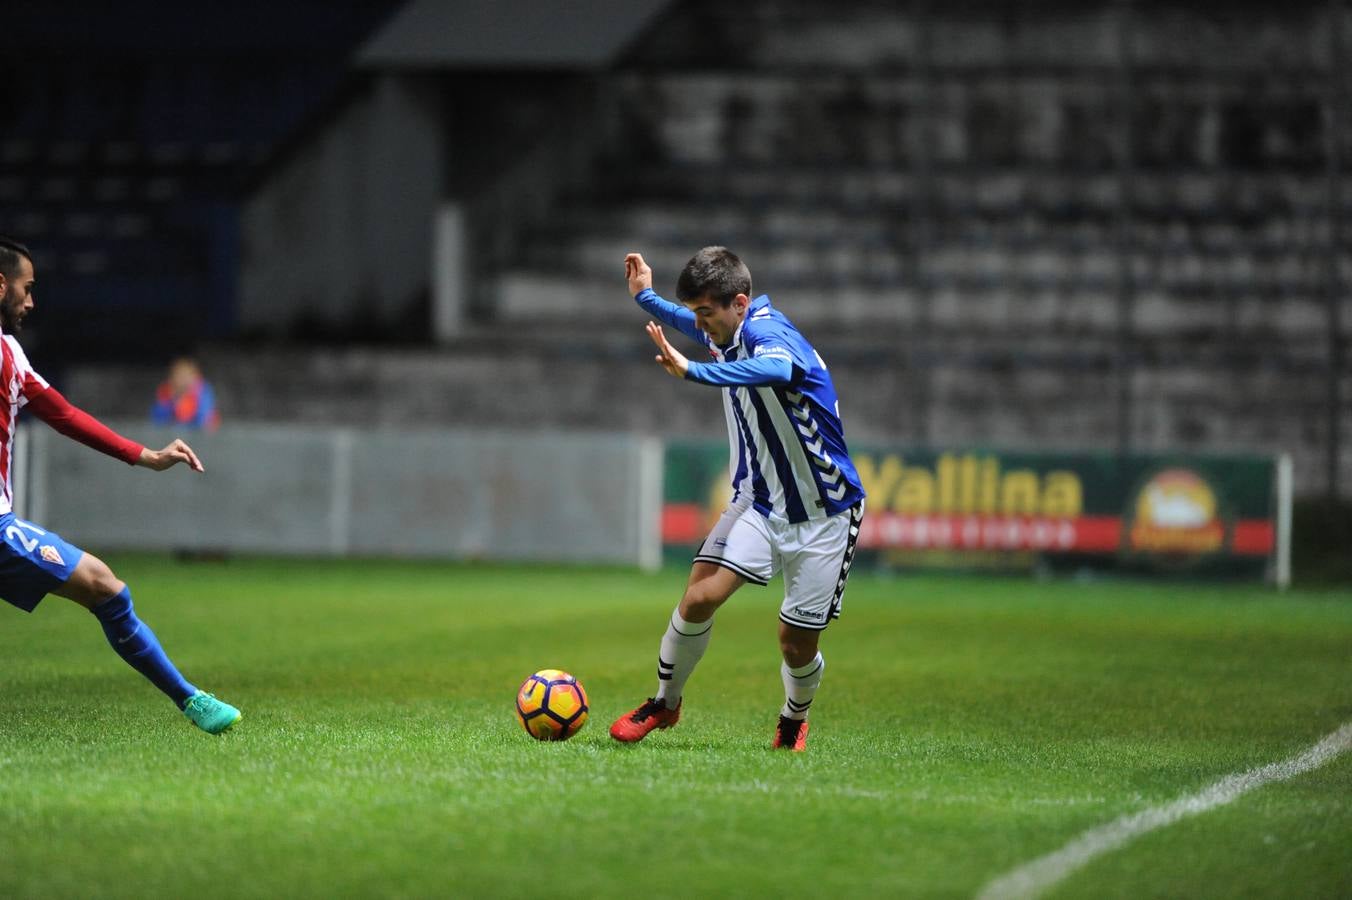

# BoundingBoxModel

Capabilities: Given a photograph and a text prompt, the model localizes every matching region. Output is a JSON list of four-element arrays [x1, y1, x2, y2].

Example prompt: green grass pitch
[[2, 556, 1350, 899]]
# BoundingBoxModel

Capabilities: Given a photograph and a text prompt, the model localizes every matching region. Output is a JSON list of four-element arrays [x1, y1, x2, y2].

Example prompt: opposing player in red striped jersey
[[0, 237, 240, 734]]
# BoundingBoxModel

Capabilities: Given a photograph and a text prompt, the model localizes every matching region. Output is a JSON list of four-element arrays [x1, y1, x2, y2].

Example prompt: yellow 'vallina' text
[[854, 453, 1083, 518]]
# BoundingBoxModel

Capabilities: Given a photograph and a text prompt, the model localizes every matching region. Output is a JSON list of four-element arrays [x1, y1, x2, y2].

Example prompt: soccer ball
[[515, 669, 589, 741]]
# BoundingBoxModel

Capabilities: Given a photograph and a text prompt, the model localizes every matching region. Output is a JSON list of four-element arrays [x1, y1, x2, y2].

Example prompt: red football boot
[[609, 697, 681, 742], [772, 715, 810, 751]]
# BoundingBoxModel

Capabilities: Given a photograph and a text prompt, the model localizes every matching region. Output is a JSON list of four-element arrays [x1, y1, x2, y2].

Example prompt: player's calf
[[88, 585, 199, 707], [86, 582, 242, 734], [780, 651, 824, 718], [774, 650, 823, 751]]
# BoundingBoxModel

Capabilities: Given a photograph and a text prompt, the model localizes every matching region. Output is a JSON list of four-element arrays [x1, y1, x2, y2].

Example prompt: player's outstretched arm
[[137, 439, 204, 473], [684, 355, 795, 387], [626, 253, 703, 343], [25, 386, 204, 473], [26, 386, 145, 466], [646, 321, 797, 386]]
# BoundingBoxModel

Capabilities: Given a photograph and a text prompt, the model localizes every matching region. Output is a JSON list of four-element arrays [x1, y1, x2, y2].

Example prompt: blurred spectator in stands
[[151, 357, 220, 432]]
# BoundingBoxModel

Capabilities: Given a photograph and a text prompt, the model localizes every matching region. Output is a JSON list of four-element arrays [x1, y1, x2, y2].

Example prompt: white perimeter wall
[[14, 425, 662, 570]]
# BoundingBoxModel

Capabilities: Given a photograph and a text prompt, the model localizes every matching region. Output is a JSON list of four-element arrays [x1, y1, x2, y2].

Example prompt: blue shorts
[[0, 513, 85, 613]]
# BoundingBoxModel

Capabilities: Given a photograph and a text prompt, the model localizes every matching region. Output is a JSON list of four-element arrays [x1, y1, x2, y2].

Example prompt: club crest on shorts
[[40, 545, 64, 565]]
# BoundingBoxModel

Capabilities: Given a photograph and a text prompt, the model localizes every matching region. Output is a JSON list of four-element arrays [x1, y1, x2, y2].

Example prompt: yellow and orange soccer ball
[[515, 669, 589, 741]]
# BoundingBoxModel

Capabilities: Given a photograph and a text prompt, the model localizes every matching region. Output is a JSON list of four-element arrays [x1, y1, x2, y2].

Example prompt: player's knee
[[779, 629, 819, 668], [678, 593, 715, 621], [98, 574, 127, 601], [84, 559, 125, 603], [679, 583, 724, 620], [781, 643, 818, 669]]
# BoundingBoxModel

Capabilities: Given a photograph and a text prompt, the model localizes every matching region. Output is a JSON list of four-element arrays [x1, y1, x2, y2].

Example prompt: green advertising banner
[[663, 442, 1290, 582]]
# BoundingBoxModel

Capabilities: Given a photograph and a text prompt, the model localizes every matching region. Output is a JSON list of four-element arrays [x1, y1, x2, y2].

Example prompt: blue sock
[[91, 587, 197, 708]]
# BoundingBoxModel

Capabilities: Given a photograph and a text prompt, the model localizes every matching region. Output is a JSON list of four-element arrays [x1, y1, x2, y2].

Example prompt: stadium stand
[[463, 0, 1346, 488], [15, 0, 1352, 496], [0, 1, 403, 364]]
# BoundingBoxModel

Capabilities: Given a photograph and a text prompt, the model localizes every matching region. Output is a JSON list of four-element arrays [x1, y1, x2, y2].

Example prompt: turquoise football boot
[[182, 691, 241, 735]]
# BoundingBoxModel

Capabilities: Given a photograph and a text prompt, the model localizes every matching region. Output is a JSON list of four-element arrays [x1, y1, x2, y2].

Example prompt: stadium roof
[[357, 0, 673, 69]]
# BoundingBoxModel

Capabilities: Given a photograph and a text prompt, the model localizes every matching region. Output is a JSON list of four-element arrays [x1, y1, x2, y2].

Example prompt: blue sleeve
[[635, 288, 704, 343], [685, 355, 794, 387]]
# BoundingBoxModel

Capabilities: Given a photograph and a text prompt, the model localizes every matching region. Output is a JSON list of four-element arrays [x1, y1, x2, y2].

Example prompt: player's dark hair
[[0, 237, 32, 281], [676, 246, 752, 307]]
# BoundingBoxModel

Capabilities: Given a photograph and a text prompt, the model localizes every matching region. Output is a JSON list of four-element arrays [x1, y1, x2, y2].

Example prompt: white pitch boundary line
[[977, 721, 1352, 900]]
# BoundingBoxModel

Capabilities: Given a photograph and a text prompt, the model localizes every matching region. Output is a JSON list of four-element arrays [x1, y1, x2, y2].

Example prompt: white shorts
[[694, 499, 864, 631]]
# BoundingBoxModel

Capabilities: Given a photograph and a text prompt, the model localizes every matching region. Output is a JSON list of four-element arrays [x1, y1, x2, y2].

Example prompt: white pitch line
[[977, 721, 1352, 900]]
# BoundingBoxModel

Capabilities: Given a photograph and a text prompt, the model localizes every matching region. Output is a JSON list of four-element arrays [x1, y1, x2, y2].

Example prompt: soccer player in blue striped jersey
[[610, 247, 865, 751]]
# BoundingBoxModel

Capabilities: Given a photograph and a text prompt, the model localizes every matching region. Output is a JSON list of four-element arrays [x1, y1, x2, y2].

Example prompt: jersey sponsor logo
[[40, 544, 64, 565]]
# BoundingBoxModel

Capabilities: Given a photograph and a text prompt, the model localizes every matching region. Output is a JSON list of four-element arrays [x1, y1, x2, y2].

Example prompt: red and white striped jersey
[[0, 334, 51, 514]]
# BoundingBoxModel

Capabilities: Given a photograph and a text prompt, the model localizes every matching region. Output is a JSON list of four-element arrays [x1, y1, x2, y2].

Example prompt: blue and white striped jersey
[[637, 289, 866, 524]]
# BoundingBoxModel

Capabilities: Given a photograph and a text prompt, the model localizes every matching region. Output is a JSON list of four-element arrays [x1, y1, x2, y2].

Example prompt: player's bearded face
[[0, 257, 34, 333], [0, 286, 23, 332]]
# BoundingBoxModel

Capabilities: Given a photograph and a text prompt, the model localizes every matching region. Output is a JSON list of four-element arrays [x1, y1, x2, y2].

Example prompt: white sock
[[654, 608, 713, 707], [781, 652, 825, 720]]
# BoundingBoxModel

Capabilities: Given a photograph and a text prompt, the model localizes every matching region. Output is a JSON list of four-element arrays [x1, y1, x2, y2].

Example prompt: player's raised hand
[[137, 438, 205, 473], [625, 253, 653, 296], [646, 321, 689, 378]]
